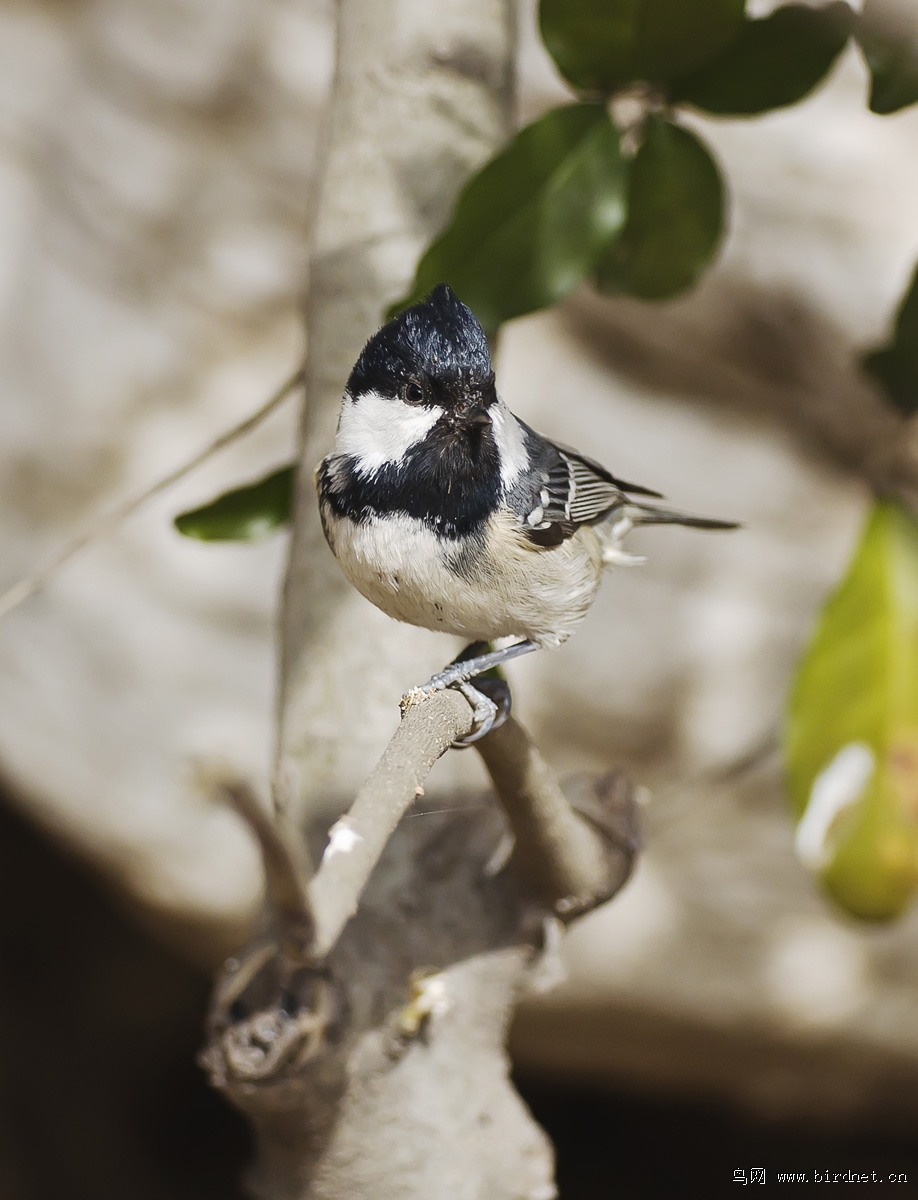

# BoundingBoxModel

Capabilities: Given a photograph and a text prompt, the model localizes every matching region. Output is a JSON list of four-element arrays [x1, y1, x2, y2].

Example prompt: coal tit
[[317, 284, 736, 731]]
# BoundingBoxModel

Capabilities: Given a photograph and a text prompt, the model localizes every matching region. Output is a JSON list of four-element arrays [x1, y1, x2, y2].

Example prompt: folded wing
[[511, 424, 736, 548]]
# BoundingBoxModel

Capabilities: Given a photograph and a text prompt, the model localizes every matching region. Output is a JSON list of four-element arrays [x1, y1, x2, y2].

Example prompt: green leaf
[[596, 116, 724, 301], [862, 262, 918, 415], [174, 465, 295, 541], [393, 104, 628, 332], [858, 9, 918, 114], [672, 4, 854, 117], [785, 501, 918, 920], [539, 0, 744, 92]]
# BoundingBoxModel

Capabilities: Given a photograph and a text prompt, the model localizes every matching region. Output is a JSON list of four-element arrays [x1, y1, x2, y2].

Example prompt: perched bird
[[317, 284, 736, 740]]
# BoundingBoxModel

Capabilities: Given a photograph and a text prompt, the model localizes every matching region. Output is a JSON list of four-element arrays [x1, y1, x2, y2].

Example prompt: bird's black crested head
[[328, 285, 502, 538], [346, 284, 494, 408]]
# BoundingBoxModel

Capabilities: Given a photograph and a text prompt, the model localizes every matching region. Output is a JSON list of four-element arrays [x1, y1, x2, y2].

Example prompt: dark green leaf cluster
[[396, 104, 628, 334], [671, 3, 854, 117], [393, 0, 873, 335], [541, 0, 745, 94], [174, 465, 295, 542], [597, 115, 723, 301]]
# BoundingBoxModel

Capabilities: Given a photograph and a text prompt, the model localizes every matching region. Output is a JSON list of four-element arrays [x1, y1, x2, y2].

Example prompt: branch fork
[[206, 681, 640, 1089]]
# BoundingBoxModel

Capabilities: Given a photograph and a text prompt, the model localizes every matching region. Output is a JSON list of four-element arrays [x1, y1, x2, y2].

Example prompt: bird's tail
[[598, 502, 739, 567], [629, 502, 739, 532]]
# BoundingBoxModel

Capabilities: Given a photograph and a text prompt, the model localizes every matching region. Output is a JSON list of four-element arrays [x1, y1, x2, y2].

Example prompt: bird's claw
[[398, 672, 512, 747], [450, 674, 511, 748], [401, 640, 526, 746]]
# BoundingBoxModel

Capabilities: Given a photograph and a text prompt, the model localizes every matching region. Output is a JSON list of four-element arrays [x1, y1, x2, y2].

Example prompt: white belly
[[321, 504, 603, 649]]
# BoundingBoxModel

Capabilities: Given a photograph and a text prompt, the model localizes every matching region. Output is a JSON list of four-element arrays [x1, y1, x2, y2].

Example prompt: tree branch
[[218, 779, 316, 962], [476, 717, 640, 916], [226, 683, 637, 976], [306, 688, 473, 959], [0, 365, 304, 622], [212, 691, 476, 975], [208, 679, 637, 1198]]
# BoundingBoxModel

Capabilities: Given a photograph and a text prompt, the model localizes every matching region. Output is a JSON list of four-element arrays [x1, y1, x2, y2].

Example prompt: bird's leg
[[401, 640, 537, 748], [430, 639, 536, 690]]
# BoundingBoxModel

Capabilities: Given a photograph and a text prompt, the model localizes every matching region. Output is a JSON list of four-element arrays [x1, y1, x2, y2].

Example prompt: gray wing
[[509, 423, 663, 548]]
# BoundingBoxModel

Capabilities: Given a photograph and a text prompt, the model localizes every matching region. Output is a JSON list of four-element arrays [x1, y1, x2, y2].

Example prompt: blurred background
[[2, 0, 918, 1194]]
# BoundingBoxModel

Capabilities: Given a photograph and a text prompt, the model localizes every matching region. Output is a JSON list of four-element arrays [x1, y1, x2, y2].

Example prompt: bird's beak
[[464, 405, 492, 430]]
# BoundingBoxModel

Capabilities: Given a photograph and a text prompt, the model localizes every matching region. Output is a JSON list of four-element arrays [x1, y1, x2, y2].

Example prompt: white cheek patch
[[334, 390, 442, 475], [490, 401, 529, 490]]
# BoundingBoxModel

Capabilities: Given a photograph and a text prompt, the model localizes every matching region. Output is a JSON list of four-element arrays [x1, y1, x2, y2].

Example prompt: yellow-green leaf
[[785, 501, 918, 919], [174, 465, 295, 541]]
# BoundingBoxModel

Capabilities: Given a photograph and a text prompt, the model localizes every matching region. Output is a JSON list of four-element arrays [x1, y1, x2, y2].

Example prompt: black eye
[[402, 380, 425, 405]]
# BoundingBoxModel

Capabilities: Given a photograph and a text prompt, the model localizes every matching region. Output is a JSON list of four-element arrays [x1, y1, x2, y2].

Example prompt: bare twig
[[218, 779, 315, 960], [475, 716, 639, 916], [0, 365, 304, 622], [306, 688, 474, 959]]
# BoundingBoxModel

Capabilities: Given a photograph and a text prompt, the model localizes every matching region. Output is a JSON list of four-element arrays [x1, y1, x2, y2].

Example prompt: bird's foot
[[400, 640, 532, 747], [449, 674, 511, 748]]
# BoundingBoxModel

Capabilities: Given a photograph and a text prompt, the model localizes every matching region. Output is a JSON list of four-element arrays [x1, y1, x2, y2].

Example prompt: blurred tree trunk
[[204, 2, 566, 1197], [277, 0, 520, 815]]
